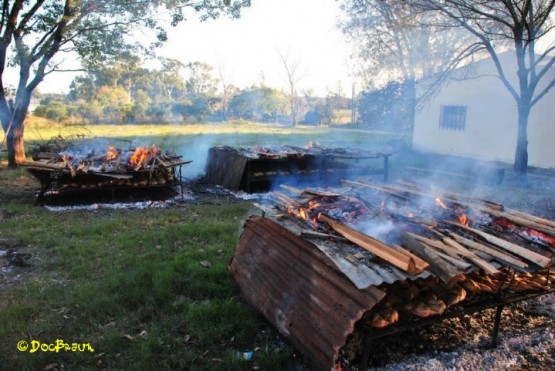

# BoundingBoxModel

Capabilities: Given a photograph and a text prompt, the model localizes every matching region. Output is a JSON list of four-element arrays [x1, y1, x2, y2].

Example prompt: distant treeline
[[31, 55, 410, 129]]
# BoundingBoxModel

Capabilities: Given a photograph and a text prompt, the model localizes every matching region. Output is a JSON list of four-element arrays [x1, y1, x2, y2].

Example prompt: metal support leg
[[491, 304, 504, 347], [383, 155, 389, 183]]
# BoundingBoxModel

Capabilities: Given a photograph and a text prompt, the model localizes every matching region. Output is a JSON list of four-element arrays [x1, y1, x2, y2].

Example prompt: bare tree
[[339, 0, 481, 135], [414, 0, 555, 176], [278, 49, 305, 126]]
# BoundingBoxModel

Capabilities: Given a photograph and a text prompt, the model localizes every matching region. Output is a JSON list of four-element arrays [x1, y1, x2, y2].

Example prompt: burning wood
[[23, 143, 192, 204], [263, 178, 555, 328]]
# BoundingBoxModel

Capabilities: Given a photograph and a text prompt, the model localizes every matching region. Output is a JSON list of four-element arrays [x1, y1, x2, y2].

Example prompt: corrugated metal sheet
[[310, 239, 433, 289], [229, 215, 386, 370]]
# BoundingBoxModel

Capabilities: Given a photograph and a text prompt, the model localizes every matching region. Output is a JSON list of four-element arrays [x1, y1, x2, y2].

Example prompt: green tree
[[33, 101, 69, 122], [159, 58, 186, 100], [0, 0, 250, 168], [185, 61, 219, 98], [229, 86, 288, 122], [96, 86, 129, 122]]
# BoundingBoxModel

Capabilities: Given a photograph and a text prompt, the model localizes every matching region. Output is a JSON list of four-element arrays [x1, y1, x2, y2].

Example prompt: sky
[[7, 0, 354, 97]]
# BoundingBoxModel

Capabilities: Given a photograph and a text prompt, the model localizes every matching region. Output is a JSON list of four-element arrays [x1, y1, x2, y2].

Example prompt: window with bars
[[439, 105, 467, 130]]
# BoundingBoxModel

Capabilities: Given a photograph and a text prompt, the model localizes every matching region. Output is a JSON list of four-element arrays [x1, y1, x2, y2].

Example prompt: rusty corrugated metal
[[229, 215, 386, 370]]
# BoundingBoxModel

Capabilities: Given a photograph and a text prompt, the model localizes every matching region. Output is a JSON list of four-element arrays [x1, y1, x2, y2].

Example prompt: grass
[[24, 116, 396, 149], [0, 167, 294, 369]]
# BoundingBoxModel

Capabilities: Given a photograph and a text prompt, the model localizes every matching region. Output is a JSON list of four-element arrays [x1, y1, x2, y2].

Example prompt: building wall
[[413, 55, 555, 169]]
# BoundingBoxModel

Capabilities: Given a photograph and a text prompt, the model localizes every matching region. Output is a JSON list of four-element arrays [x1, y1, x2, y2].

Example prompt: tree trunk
[[6, 122, 25, 168], [3, 95, 31, 168], [513, 102, 529, 176]]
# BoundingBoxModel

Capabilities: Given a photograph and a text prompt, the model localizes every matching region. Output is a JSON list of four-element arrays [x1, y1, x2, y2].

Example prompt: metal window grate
[[440, 105, 466, 130]]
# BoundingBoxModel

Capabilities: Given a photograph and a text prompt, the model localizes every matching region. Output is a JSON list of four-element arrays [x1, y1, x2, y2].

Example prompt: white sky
[[12, 0, 354, 97]]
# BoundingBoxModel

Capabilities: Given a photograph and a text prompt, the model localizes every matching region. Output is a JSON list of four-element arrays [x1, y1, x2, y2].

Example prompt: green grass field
[[0, 120, 398, 370]]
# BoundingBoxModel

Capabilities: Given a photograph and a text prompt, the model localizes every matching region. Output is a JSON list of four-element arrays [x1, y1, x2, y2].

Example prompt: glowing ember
[[458, 214, 469, 226], [106, 146, 119, 161]]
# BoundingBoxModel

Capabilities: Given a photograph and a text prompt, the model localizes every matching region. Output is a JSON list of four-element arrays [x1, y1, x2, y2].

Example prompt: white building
[[413, 52, 555, 169]]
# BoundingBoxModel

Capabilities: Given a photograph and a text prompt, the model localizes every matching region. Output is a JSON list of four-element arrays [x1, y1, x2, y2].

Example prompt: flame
[[458, 214, 469, 226], [130, 145, 160, 168], [408, 212, 415, 218], [435, 197, 448, 209], [106, 146, 119, 161]]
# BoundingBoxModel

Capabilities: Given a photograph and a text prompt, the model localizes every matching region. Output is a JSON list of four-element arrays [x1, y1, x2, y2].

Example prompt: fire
[[435, 197, 448, 209], [106, 146, 119, 161], [130, 145, 160, 168], [458, 214, 469, 226], [408, 212, 415, 218]]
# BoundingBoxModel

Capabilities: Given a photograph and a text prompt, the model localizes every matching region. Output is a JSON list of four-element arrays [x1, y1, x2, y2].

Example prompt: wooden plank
[[274, 192, 304, 208], [504, 208, 555, 230], [340, 179, 408, 199], [441, 237, 500, 275], [448, 232, 529, 269], [204, 147, 248, 191], [317, 214, 419, 274], [430, 249, 473, 270], [399, 231, 463, 284], [279, 184, 304, 195], [409, 233, 463, 259], [22, 160, 65, 170], [391, 244, 431, 272], [447, 222, 552, 268]]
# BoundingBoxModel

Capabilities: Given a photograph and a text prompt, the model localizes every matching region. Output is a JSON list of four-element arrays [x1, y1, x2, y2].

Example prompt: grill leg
[[383, 155, 389, 183], [491, 304, 504, 347]]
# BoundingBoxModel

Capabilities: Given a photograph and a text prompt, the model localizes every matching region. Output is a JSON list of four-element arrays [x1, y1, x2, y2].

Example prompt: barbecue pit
[[205, 145, 392, 193], [24, 144, 191, 205], [229, 179, 555, 369]]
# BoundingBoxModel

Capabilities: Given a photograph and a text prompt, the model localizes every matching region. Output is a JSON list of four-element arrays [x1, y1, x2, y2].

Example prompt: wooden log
[[399, 231, 463, 285], [317, 214, 419, 274], [448, 232, 529, 269], [447, 222, 552, 268]]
